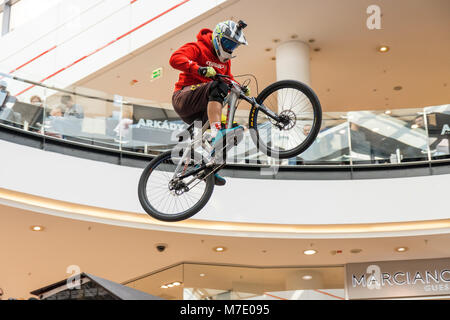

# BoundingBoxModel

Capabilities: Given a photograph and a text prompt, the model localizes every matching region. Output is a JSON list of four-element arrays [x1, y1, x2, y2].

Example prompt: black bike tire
[[249, 80, 322, 159], [138, 151, 215, 222]]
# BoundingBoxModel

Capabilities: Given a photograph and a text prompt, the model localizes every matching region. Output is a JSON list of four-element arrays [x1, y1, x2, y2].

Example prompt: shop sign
[[345, 258, 450, 299], [137, 119, 184, 131]]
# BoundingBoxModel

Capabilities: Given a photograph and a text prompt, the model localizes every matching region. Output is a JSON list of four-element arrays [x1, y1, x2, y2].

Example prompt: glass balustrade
[[425, 104, 450, 160], [1, 71, 449, 167], [348, 109, 430, 164], [125, 263, 345, 301]]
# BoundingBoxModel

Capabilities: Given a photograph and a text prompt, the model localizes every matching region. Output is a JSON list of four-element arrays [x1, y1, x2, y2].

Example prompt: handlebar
[[212, 74, 231, 82]]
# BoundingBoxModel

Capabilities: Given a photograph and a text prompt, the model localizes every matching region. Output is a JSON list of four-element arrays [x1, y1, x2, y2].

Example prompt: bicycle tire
[[249, 80, 322, 159], [138, 151, 215, 222]]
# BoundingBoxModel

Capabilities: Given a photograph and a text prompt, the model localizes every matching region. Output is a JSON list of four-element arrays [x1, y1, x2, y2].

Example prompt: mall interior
[[0, 0, 449, 300]]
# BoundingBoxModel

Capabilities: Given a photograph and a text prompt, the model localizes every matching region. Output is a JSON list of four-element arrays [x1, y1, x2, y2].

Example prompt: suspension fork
[[173, 120, 211, 180], [241, 94, 282, 122]]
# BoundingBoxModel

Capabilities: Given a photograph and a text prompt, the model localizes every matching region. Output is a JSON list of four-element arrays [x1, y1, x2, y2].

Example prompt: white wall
[[0, 0, 227, 100], [0, 139, 449, 230]]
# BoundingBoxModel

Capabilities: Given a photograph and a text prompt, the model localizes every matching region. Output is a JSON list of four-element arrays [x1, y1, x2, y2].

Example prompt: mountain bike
[[138, 75, 322, 222]]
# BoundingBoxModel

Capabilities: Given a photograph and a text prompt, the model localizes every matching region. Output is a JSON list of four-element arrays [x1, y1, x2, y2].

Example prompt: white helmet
[[212, 20, 248, 63]]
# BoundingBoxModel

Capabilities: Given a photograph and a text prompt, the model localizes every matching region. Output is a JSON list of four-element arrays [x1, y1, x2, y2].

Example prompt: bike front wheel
[[138, 151, 215, 222], [249, 80, 322, 159]]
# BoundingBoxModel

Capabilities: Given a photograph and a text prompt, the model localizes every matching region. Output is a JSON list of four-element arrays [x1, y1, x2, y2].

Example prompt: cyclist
[[169, 20, 249, 186]]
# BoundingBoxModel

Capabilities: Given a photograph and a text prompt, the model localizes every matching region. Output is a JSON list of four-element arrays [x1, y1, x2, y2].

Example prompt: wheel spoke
[[142, 153, 210, 218], [254, 84, 320, 156]]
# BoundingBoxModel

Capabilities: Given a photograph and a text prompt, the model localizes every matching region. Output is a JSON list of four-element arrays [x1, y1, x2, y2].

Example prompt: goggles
[[221, 37, 239, 53]]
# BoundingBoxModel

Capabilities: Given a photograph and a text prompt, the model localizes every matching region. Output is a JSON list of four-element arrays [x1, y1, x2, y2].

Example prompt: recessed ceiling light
[[273, 39, 280, 43], [394, 86, 403, 91], [302, 275, 313, 280], [161, 285, 168, 289], [200, 273, 206, 277], [31, 226, 44, 232], [385, 110, 392, 115], [271, 57, 276, 61], [173, 282, 181, 286], [213, 246, 227, 252], [265, 48, 272, 52], [314, 48, 321, 52], [303, 249, 317, 255], [291, 34, 299, 39], [350, 249, 363, 254], [378, 45, 390, 53], [396, 247, 408, 252], [308, 39, 316, 43]]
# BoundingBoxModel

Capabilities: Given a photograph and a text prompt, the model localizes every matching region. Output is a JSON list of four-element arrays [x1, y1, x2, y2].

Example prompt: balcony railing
[[1, 71, 449, 167]]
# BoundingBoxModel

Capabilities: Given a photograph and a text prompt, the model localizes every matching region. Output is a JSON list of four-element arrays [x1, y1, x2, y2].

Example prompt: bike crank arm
[[176, 163, 209, 181], [187, 163, 227, 191], [179, 138, 232, 190]]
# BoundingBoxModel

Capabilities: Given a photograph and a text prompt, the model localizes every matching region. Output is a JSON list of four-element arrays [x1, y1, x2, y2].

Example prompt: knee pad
[[208, 81, 228, 103]]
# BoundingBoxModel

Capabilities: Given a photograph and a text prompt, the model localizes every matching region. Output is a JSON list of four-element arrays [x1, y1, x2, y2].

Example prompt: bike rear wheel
[[249, 80, 322, 159], [138, 151, 215, 222]]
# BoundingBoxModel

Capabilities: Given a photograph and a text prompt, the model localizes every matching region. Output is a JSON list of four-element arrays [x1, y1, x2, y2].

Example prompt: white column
[[276, 41, 311, 85], [274, 41, 312, 154]]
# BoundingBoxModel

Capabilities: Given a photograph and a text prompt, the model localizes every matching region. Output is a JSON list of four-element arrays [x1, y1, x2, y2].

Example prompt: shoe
[[211, 126, 244, 156], [214, 173, 226, 186], [211, 126, 244, 147]]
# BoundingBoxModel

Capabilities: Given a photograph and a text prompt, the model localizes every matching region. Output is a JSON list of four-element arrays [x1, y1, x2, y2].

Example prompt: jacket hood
[[197, 28, 214, 47]]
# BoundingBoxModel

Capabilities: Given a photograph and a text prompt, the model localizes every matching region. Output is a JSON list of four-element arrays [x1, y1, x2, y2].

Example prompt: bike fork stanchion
[[174, 144, 192, 178]]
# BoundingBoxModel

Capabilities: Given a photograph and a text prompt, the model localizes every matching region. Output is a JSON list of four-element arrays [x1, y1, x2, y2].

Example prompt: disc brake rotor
[[272, 109, 296, 131], [169, 180, 189, 196]]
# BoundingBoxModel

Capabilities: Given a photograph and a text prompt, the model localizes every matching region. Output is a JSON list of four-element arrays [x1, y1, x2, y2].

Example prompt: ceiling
[[79, 0, 450, 113], [1, 203, 449, 299]]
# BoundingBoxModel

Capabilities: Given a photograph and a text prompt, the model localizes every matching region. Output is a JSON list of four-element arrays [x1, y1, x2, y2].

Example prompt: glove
[[243, 86, 251, 97], [198, 66, 217, 78]]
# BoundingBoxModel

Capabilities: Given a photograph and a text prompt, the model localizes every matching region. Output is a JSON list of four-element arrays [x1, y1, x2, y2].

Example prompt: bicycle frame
[[172, 76, 282, 182]]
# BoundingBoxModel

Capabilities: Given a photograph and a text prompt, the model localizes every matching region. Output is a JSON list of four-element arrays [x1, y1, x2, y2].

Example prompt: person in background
[[30, 95, 43, 107], [61, 95, 84, 119], [114, 107, 133, 140], [49, 106, 64, 117], [411, 115, 425, 129], [303, 124, 312, 137], [0, 81, 8, 109], [0, 80, 17, 109]]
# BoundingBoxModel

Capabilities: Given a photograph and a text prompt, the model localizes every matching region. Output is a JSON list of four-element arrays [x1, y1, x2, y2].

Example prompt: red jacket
[[169, 28, 234, 92]]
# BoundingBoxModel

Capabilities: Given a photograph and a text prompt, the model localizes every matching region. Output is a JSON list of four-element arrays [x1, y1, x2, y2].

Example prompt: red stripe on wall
[[7, 1, 142, 80], [16, 0, 191, 96], [8, 45, 58, 75]]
